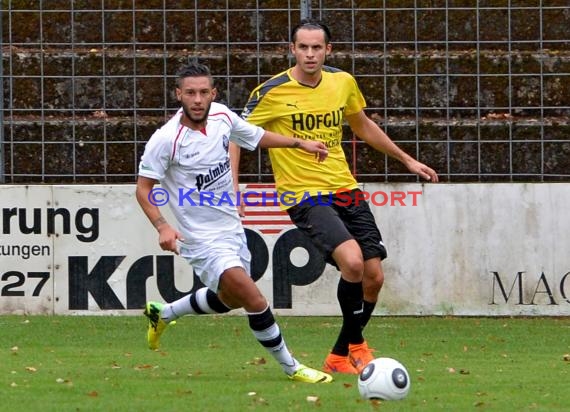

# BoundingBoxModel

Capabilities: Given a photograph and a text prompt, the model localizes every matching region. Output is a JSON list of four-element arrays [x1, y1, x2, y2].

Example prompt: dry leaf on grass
[[134, 364, 155, 370], [247, 357, 267, 365]]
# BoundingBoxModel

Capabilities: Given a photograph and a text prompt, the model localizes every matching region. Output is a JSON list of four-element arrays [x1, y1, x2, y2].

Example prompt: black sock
[[361, 300, 377, 330], [331, 278, 364, 356], [189, 288, 231, 314]]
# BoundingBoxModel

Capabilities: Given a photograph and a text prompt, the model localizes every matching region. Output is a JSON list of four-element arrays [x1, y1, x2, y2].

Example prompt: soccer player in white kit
[[136, 62, 332, 383]]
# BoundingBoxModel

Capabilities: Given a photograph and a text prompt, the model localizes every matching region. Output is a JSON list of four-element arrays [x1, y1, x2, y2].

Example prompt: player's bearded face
[[176, 76, 217, 126], [182, 100, 211, 124]]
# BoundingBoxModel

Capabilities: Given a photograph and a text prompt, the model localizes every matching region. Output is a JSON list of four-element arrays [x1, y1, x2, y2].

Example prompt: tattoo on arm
[[291, 138, 301, 148], [152, 216, 167, 229]]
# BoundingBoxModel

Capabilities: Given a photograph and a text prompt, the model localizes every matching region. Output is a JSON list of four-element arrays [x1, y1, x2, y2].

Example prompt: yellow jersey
[[242, 66, 365, 208]]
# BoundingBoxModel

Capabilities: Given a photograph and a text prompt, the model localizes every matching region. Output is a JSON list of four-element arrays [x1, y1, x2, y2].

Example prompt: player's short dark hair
[[291, 18, 332, 44], [175, 62, 213, 88]]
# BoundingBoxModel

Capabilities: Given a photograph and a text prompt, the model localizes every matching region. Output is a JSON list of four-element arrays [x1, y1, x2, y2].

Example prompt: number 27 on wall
[[1, 271, 50, 297]]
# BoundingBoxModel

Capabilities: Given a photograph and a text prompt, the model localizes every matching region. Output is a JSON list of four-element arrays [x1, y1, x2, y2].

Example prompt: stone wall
[[2, 2, 569, 182]]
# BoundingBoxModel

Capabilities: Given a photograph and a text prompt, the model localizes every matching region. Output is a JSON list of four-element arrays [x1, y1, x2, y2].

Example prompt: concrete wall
[[1, 183, 568, 316]]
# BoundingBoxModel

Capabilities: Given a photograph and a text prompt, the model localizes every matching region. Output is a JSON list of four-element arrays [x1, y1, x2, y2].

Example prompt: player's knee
[[217, 290, 241, 309], [243, 293, 268, 313], [226, 281, 267, 312], [370, 271, 384, 287], [339, 257, 364, 281], [363, 278, 383, 298]]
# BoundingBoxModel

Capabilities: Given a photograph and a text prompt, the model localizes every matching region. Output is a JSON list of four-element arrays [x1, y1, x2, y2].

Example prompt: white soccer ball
[[357, 357, 411, 401]]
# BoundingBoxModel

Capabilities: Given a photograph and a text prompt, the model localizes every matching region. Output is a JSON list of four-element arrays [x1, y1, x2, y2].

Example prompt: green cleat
[[143, 301, 175, 350], [289, 365, 333, 383]]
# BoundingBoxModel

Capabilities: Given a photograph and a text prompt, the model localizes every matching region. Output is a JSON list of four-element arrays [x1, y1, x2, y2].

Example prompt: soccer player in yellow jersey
[[238, 19, 439, 374]]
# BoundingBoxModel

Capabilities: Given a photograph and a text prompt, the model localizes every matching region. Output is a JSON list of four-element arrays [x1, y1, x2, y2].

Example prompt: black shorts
[[287, 189, 388, 267]]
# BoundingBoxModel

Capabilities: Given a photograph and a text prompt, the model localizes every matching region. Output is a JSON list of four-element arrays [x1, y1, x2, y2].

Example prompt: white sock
[[247, 306, 301, 375]]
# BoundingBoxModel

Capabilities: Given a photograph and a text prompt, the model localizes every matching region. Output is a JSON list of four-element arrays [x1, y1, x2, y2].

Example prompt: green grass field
[[1, 315, 569, 412]]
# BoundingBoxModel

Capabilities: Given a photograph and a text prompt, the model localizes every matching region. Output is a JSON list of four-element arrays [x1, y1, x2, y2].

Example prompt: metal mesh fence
[[1, 1, 569, 183]]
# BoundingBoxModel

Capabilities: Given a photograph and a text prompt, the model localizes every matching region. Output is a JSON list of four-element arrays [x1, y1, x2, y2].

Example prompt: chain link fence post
[[0, 7, 5, 184], [300, 0, 312, 19]]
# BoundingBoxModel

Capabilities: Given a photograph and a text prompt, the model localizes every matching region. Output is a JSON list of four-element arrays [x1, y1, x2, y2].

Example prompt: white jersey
[[138, 102, 264, 246]]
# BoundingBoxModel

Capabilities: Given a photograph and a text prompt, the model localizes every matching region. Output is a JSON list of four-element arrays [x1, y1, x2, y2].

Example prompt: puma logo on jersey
[[286, 103, 299, 109]]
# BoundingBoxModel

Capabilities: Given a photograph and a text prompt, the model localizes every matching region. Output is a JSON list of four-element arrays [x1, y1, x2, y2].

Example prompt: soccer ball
[[357, 357, 411, 401]]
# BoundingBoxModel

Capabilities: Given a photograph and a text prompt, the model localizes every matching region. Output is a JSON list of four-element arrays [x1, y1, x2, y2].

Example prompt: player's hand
[[405, 159, 439, 182], [157, 224, 184, 254], [300, 140, 329, 162]]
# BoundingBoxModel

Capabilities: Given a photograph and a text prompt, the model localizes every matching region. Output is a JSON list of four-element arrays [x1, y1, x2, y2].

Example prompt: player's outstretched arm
[[346, 111, 439, 182], [258, 130, 328, 162], [135, 176, 184, 254]]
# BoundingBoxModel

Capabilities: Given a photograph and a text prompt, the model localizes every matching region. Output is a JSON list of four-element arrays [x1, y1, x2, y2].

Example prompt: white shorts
[[178, 232, 252, 292]]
